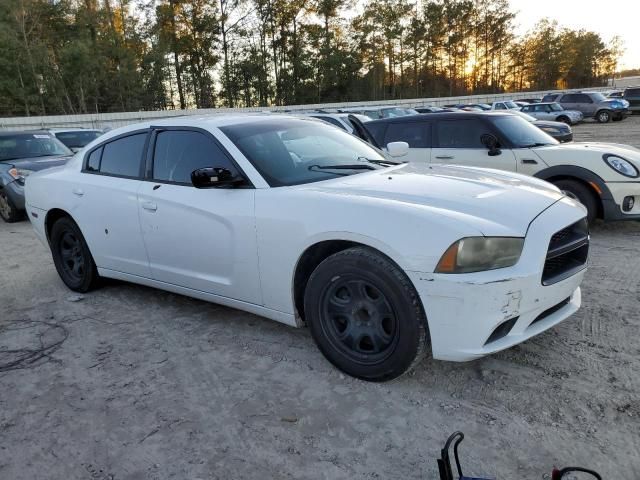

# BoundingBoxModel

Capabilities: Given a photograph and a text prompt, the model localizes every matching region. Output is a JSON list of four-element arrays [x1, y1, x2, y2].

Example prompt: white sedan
[[25, 115, 589, 381]]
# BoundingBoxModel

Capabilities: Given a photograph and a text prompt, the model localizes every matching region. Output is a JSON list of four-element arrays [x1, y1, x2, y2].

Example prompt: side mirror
[[386, 141, 409, 158], [481, 134, 501, 157], [191, 167, 244, 189]]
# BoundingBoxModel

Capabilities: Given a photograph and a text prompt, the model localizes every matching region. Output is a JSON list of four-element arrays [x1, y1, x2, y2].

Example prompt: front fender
[[533, 165, 613, 202]]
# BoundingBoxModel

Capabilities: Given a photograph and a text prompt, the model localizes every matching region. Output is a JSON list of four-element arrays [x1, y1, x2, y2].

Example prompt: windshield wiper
[[358, 156, 401, 166], [308, 164, 377, 172], [522, 142, 550, 148]]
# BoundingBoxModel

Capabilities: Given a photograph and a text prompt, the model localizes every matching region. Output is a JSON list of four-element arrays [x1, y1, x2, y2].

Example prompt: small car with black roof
[[351, 111, 640, 223]]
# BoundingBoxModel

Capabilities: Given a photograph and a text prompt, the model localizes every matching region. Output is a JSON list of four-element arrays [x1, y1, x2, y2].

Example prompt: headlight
[[8, 167, 34, 183], [435, 237, 525, 274], [603, 154, 639, 178]]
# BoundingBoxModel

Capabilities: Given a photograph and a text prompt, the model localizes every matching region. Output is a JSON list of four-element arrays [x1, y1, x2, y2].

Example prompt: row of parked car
[[3, 97, 639, 225]]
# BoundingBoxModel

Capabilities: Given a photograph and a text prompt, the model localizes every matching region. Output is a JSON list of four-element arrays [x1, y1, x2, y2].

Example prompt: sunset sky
[[510, 0, 639, 70]]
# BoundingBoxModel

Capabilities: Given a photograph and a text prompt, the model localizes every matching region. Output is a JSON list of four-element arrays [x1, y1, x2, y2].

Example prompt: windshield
[[492, 116, 559, 148], [550, 103, 564, 112], [220, 118, 388, 187], [590, 92, 606, 102], [0, 133, 72, 161], [55, 130, 102, 149], [504, 101, 519, 109]]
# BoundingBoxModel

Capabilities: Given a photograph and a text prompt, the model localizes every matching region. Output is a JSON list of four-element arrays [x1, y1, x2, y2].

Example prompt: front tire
[[304, 246, 428, 382], [554, 179, 598, 224], [50, 217, 100, 292], [557, 115, 571, 125], [596, 110, 611, 123], [0, 190, 21, 223]]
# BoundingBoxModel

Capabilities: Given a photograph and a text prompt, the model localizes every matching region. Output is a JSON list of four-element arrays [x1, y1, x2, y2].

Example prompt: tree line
[[0, 0, 624, 117]]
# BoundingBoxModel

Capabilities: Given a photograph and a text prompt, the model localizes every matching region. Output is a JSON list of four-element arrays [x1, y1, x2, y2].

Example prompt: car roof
[[365, 111, 513, 125]]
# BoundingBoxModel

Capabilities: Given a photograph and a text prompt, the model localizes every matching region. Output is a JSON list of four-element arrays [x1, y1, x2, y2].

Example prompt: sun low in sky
[[511, 0, 639, 70]]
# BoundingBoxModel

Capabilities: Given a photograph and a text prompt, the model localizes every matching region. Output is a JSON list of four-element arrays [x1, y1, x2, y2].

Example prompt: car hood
[[532, 142, 640, 172], [302, 163, 565, 236], [532, 120, 570, 129], [534, 142, 640, 158], [1, 155, 72, 171]]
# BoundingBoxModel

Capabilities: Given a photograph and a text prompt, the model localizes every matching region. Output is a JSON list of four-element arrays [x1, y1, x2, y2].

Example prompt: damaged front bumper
[[408, 197, 587, 362]]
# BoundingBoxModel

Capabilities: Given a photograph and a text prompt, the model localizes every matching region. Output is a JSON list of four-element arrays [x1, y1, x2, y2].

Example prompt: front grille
[[542, 218, 589, 285]]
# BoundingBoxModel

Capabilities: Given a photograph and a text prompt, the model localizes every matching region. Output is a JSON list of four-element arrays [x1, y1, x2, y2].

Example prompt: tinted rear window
[[99, 133, 147, 177]]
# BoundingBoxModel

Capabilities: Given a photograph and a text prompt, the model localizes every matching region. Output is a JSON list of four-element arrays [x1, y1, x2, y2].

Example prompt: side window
[[436, 119, 490, 148], [362, 122, 387, 146], [153, 130, 234, 184], [560, 94, 575, 103], [576, 94, 592, 103], [383, 122, 431, 148], [99, 133, 147, 177], [86, 146, 102, 172], [521, 105, 531, 112], [494, 103, 506, 110], [533, 105, 546, 112]]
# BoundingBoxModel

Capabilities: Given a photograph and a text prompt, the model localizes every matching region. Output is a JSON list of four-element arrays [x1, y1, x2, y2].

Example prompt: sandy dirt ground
[[1, 117, 640, 480]]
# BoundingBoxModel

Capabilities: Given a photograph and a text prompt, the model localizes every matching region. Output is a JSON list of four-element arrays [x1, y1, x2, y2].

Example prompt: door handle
[[72, 188, 84, 197], [435, 155, 454, 160], [521, 159, 538, 164], [142, 202, 157, 212]]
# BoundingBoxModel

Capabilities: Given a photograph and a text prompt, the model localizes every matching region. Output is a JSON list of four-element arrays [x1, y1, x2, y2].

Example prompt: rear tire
[[0, 190, 21, 223], [553, 179, 598, 224], [596, 110, 611, 123], [50, 217, 100, 292], [557, 115, 571, 125], [304, 246, 428, 382]]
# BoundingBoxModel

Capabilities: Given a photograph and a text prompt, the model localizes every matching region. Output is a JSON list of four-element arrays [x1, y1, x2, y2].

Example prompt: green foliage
[[0, 0, 626, 116]]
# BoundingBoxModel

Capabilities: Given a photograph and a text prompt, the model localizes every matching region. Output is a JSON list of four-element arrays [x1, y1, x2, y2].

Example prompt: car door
[[575, 94, 595, 116], [538, 104, 554, 121], [381, 120, 432, 163], [137, 127, 261, 304], [73, 131, 151, 278], [431, 118, 517, 171]]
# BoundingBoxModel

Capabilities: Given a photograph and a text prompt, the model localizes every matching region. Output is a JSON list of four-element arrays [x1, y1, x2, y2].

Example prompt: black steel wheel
[[50, 217, 99, 292], [0, 190, 21, 223], [322, 277, 399, 363], [304, 246, 428, 381]]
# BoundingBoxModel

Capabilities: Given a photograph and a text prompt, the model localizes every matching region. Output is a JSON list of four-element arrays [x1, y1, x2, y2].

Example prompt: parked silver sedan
[[520, 102, 583, 125]]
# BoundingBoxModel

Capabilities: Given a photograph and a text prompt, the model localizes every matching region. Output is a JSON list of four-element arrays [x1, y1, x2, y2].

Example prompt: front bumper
[[408, 198, 587, 361], [602, 181, 640, 220], [2, 180, 25, 210], [612, 109, 630, 119]]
